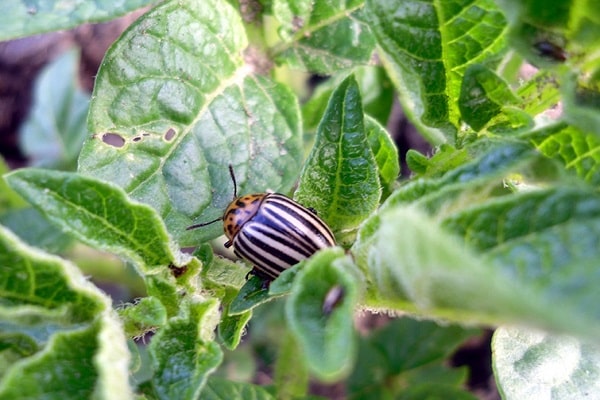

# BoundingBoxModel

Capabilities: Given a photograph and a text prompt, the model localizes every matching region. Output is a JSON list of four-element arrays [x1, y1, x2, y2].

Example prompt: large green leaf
[[0, 226, 132, 399], [202, 377, 275, 400], [359, 205, 599, 337], [5, 169, 188, 273], [365, 0, 508, 144], [272, 0, 375, 73], [0, 0, 157, 41], [78, 0, 303, 245]]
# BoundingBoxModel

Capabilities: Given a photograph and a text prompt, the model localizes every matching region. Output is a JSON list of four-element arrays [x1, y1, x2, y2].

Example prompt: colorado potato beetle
[[187, 166, 336, 280]]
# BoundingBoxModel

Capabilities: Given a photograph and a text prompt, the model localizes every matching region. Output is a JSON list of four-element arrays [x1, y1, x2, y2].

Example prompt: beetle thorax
[[223, 194, 267, 239]]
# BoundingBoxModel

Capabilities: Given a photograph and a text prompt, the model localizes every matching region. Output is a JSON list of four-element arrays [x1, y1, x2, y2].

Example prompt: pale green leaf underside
[[493, 327, 600, 400], [79, 0, 303, 245], [0, 0, 157, 41], [0, 226, 131, 400]]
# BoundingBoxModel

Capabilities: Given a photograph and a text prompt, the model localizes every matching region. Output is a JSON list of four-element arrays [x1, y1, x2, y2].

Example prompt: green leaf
[[443, 187, 600, 251], [285, 248, 357, 381], [0, 157, 27, 212], [302, 67, 394, 132], [272, 0, 375, 73], [459, 64, 521, 132], [0, 0, 157, 41], [202, 377, 275, 400], [0, 207, 74, 253], [5, 169, 189, 273], [526, 122, 600, 185], [380, 141, 534, 209], [79, 0, 303, 245], [228, 276, 278, 316], [497, 0, 600, 70], [273, 332, 309, 399], [493, 326, 600, 399], [0, 225, 132, 399], [365, 0, 508, 144], [119, 297, 167, 338], [149, 299, 223, 399], [360, 205, 598, 336], [562, 74, 600, 136], [218, 310, 252, 350], [19, 49, 89, 170], [347, 318, 478, 399], [515, 69, 562, 117], [294, 74, 381, 244], [406, 145, 470, 179], [365, 116, 399, 194]]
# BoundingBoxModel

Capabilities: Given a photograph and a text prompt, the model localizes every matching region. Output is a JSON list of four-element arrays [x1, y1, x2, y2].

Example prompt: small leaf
[[149, 299, 223, 400], [0, 226, 132, 399], [459, 64, 520, 131], [218, 289, 252, 350], [228, 276, 275, 315], [493, 326, 600, 399], [526, 122, 600, 185], [0, 0, 157, 41], [119, 297, 167, 338], [295, 74, 381, 243], [19, 49, 89, 170], [365, 116, 400, 194], [285, 247, 357, 381], [5, 169, 189, 273], [272, 0, 375, 73]]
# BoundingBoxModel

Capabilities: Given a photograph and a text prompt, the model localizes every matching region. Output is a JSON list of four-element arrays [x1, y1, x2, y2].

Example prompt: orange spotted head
[[187, 165, 261, 245], [222, 193, 266, 240]]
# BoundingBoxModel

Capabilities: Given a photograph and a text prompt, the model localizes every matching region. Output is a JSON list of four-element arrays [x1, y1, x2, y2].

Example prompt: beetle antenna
[[187, 164, 238, 231], [186, 217, 222, 230], [228, 164, 237, 198]]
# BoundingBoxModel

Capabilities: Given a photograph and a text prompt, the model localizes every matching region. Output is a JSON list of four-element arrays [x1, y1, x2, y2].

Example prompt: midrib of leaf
[[271, 3, 365, 56], [127, 65, 253, 197]]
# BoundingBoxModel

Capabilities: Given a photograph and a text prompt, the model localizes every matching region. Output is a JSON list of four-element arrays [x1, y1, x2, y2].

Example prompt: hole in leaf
[[164, 128, 176, 142], [132, 136, 142, 142], [101, 133, 125, 148]]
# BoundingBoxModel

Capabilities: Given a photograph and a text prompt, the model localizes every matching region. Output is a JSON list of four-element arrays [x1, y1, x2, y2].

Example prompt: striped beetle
[[187, 166, 336, 280]]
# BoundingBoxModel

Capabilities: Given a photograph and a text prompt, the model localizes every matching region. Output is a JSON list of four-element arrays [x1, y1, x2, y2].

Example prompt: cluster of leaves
[[1, 0, 600, 399]]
